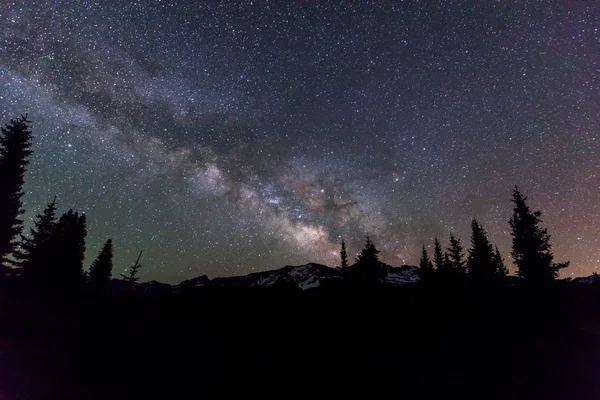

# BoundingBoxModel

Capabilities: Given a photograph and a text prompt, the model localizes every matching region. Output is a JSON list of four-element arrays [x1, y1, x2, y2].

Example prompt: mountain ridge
[[127, 262, 421, 293]]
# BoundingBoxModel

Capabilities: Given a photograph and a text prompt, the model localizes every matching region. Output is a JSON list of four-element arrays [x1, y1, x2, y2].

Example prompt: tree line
[[0, 115, 137, 296], [0, 114, 569, 294], [339, 186, 569, 284]]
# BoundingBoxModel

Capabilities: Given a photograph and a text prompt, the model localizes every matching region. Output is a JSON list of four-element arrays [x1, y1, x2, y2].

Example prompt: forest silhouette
[[0, 115, 598, 399]]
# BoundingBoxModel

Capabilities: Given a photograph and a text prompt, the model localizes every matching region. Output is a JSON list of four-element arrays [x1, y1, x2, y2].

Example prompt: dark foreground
[[1, 280, 599, 399]]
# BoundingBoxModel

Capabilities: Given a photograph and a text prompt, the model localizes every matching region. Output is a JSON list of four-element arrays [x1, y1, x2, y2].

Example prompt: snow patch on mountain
[[130, 262, 420, 294], [249, 263, 343, 290], [383, 265, 420, 286]]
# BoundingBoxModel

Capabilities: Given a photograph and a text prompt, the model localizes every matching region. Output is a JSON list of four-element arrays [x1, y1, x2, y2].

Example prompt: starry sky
[[0, 1, 598, 283]]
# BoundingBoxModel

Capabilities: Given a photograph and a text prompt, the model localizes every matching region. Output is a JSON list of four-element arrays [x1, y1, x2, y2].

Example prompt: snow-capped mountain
[[383, 265, 420, 286], [197, 262, 420, 290], [176, 275, 211, 291], [210, 263, 344, 290], [132, 262, 421, 294]]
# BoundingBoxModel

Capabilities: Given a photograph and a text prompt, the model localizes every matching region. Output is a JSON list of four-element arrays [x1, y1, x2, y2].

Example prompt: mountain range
[[128, 262, 421, 294]]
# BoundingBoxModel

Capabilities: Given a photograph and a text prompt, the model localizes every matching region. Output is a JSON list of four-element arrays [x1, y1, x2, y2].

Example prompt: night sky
[[0, 1, 598, 283]]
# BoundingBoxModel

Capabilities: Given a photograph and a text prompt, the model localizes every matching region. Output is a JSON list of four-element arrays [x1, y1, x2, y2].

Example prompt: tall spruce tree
[[0, 115, 33, 263], [433, 238, 445, 272], [345, 235, 386, 285], [467, 219, 496, 279], [355, 235, 380, 265], [419, 245, 435, 281], [15, 197, 58, 278], [89, 238, 114, 293], [53, 209, 87, 287], [340, 240, 348, 268], [509, 187, 568, 281], [447, 234, 466, 274], [493, 246, 508, 277]]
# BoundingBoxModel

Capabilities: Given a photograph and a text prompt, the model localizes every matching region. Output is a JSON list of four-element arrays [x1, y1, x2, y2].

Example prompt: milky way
[[0, 1, 598, 282]]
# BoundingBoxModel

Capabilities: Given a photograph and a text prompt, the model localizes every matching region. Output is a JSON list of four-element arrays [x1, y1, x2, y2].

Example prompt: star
[[0, 1, 597, 282]]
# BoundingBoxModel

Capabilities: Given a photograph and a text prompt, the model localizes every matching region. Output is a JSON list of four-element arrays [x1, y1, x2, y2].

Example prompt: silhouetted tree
[[121, 250, 143, 288], [509, 187, 568, 282], [493, 245, 508, 277], [467, 219, 496, 280], [14, 197, 58, 279], [447, 234, 466, 274], [53, 209, 87, 288], [89, 238, 113, 293], [0, 115, 32, 263], [433, 238, 444, 272], [355, 235, 380, 264], [345, 235, 386, 285], [340, 240, 348, 268], [419, 245, 435, 281]]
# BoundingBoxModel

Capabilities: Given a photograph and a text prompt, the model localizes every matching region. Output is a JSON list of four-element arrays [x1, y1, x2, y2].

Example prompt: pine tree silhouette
[[53, 209, 87, 288], [509, 187, 568, 282], [340, 240, 348, 268], [89, 238, 114, 293], [419, 245, 435, 281], [14, 197, 58, 279], [493, 245, 508, 277], [447, 234, 466, 274], [0, 115, 33, 263], [467, 219, 497, 280], [355, 235, 380, 264], [433, 238, 444, 272], [121, 250, 143, 288], [345, 235, 386, 285]]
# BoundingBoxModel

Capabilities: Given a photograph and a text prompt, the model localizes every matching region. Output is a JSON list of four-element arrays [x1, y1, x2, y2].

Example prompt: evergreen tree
[[447, 234, 466, 274], [14, 197, 58, 278], [355, 235, 380, 265], [509, 187, 568, 282], [433, 238, 444, 271], [419, 245, 435, 281], [345, 235, 386, 285], [53, 209, 87, 287], [89, 238, 114, 293], [493, 245, 509, 277], [467, 219, 496, 280], [0, 115, 33, 263], [121, 250, 143, 288], [340, 240, 348, 268]]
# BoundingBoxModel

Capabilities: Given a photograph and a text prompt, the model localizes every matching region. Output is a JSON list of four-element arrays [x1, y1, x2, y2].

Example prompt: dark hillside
[[1, 278, 599, 399]]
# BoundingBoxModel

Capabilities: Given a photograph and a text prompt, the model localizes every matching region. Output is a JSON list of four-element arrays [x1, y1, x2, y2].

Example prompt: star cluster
[[0, 1, 598, 282]]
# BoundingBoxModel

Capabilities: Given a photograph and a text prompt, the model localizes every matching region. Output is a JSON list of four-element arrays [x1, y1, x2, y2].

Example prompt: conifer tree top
[[509, 187, 568, 281]]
